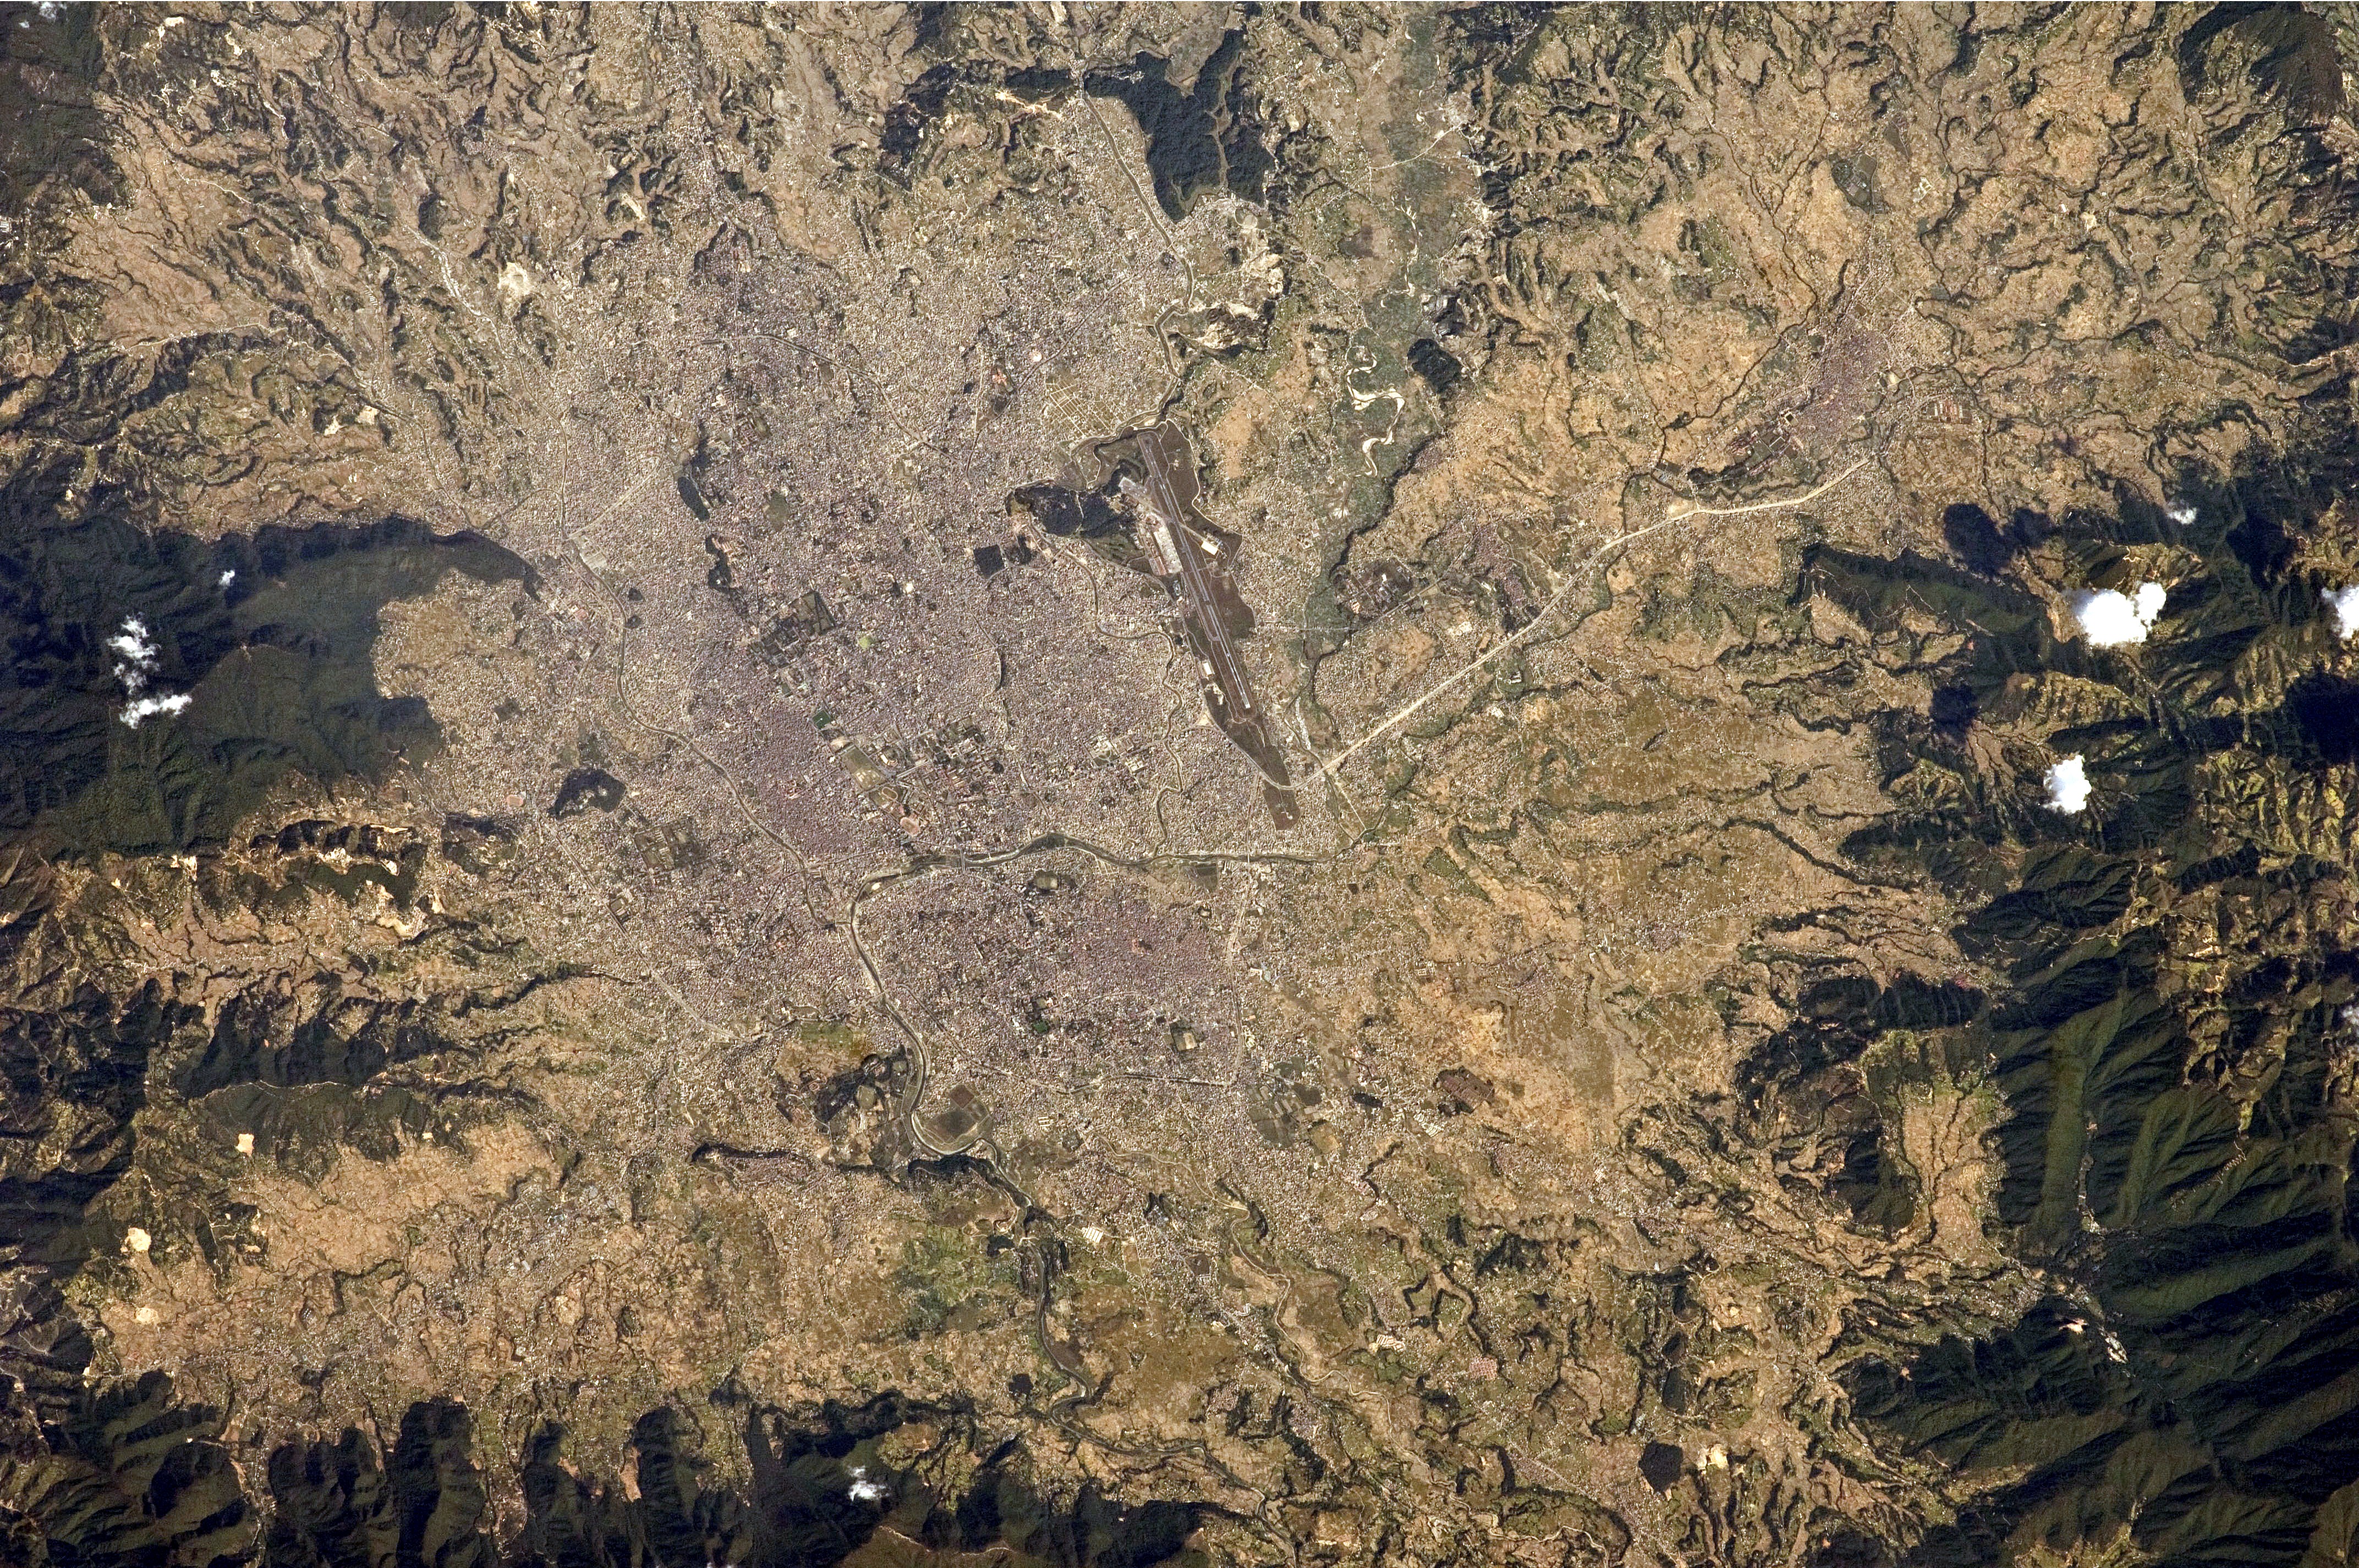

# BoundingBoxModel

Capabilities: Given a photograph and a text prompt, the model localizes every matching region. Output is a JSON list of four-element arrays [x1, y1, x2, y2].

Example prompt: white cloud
[[108, 615, 193, 725], [106, 613, 153, 655], [2044, 755, 2090, 815], [219, 569, 237, 590], [2166, 502, 2197, 526], [107, 617, 158, 679], [120, 693, 192, 728], [2067, 583, 2166, 647], [846, 1466, 886, 1504], [2323, 586, 2359, 640]]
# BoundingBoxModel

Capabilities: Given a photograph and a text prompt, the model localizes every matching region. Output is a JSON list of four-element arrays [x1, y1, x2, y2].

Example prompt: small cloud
[[219, 569, 237, 589], [2067, 583, 2165, 647], [2166, 502, 2197, 525], [108, 614, 192, 723], [2323, 585, 2359, 640], [107, 617, 158, 669], [109, 616, 162, 694], [846, 1466, 887, 1504], [2044, 755, 2090, 815], [120, 693, 193, 728]]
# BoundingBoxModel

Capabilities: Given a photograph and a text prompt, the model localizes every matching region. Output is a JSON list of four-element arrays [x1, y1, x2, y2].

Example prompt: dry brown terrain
[[4, 6, 2359, 1566]]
